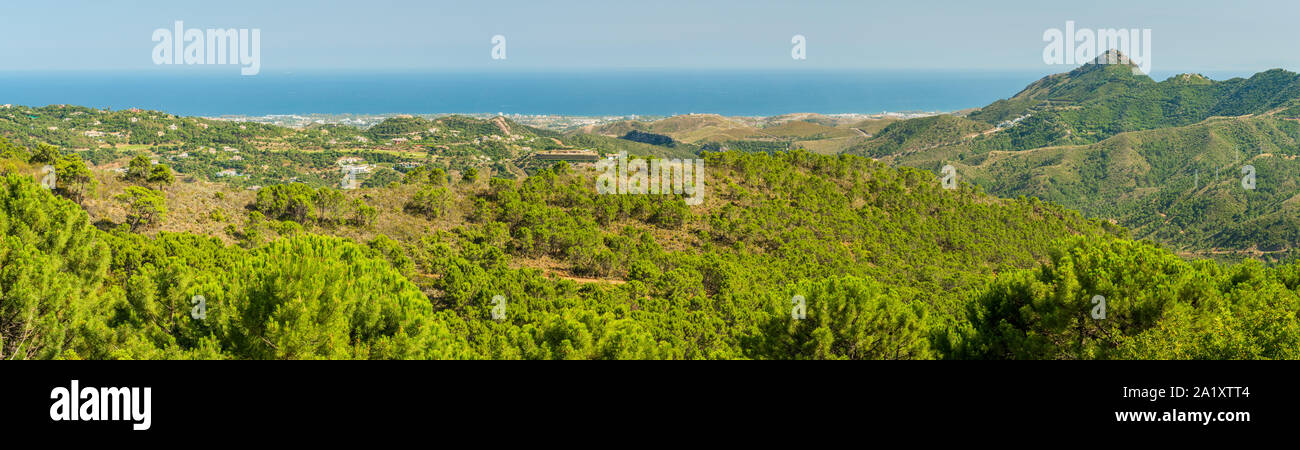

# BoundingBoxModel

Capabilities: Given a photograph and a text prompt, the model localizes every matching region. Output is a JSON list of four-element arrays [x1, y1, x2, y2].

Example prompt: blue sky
[[1, 0, 1295, 75]]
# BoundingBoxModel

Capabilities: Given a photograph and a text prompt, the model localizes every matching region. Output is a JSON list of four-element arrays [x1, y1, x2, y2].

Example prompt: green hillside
[[851, 114, 992, 158], [761, 120, 858, 140], [856, 54, 1300, 160], [9, 57, 1300, 359], [955, 115, 1300, 258], [972, 59, 1300, 151], [7, 126, 1300, 360], [0, 106, 607, 189], [850, 56, 1300, 259], [561, 133, 699, 159]]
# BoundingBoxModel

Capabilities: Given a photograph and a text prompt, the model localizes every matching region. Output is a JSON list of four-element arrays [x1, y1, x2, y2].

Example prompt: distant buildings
[[339, 164, 372, 190], [997, 114, 1031, 130]]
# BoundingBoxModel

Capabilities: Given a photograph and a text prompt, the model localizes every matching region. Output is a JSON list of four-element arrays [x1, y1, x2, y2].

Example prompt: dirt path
[[545, 272, 627, 285], [491, 116, 513, 136], [511, 256, 626, 285]]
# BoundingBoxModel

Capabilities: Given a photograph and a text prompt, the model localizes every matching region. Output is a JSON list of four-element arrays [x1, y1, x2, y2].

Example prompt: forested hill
[[959, 115, 1300, 256], [5, 131, 1300, 359], [969, 53, 1300, 147], [853, 53, 1300, 159], [0, 106, 578, 189], [846, 54, 1300, 260]]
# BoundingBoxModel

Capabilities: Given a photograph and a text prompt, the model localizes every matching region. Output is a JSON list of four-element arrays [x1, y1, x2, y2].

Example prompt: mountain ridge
[[852, 60, 1300, 259]]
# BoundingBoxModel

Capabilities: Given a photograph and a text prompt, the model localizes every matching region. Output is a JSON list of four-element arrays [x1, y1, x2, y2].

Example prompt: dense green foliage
[[0, 174, 110, 359], [850, 61, 1300, 259], [0, 106, 584, 190], [853, 115, 991, 158], [366, 117, 436, 140], [250, 183, 377, 228], [956, 237, 1300, 359], [621, 130, 677, 147], [968, 62, 1300, 147], [958, 116, 1300, 257], [116, 186, 167, 231], [561, 133, 700, 159], [855, 62, 1300, 159], [6, 59, 1300, 359], [10, 136, 1294, 360], [700, 140, 793, 154]]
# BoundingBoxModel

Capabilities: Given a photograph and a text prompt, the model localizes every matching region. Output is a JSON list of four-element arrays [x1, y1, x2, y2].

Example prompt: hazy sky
[[1, 0, 1294, 75]]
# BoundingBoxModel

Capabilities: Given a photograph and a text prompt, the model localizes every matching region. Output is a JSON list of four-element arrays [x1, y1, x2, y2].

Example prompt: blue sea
[[0, 69, 1065, 117]]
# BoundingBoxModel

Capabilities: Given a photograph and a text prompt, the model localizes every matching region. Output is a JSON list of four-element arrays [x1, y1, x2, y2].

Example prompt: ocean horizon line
[[1, 68, 1271, 118]]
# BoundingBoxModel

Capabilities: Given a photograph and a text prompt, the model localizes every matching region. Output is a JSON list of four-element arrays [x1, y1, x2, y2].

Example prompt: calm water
[[0, 70, 1054, 117]]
